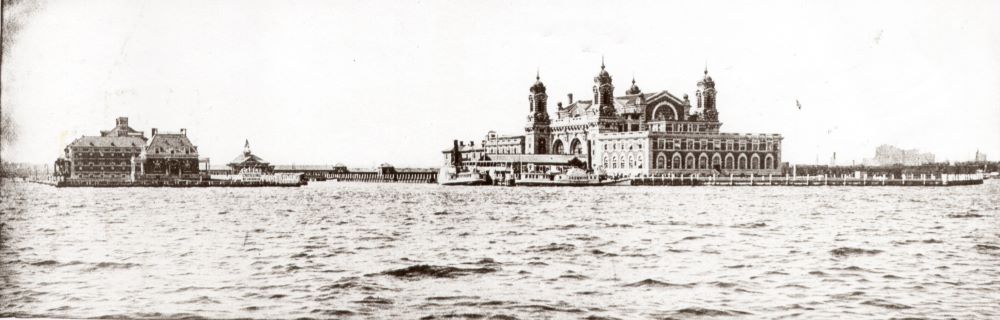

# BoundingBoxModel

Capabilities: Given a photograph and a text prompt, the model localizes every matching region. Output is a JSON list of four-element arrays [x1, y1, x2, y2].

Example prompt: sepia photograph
[[1, 0, 998, 319]]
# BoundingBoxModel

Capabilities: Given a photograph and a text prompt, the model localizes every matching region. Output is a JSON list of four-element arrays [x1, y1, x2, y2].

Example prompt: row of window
[[73, 152, 140, 158], [71, 147, 141, 153], [603, 154, 645, 170], [653, 139, 778, 152], [603, 141, 644, 151], [651, 153, 777, 170], [75, 166, 132, 172]]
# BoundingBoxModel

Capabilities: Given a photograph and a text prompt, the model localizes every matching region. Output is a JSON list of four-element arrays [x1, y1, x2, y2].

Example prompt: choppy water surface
[[2, 181, 999, 319]]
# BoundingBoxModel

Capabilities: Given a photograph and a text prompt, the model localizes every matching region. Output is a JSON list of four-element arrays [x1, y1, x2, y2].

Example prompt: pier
[[327, 172, 436, 183], [629, 173, 984, 186]]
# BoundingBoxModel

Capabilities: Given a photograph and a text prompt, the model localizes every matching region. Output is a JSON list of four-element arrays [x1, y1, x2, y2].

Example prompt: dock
[[629, 173, 984, 186]]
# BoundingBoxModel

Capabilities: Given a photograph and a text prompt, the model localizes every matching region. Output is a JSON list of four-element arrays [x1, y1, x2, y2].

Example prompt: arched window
[[637, 155, 644, 169], [738, 154, 748, 170], [765, 155, 774, 169], [611, 156, 618, 169], [552, 140, 565, 155], [603, 156, 609, 168], [751, 154, 760, 170], [685, 153, 696, 169], [628, 155, 635, 168], [570, 139, 583, 155], [619, 156, 625, 169], [672, 153, 682, 169], [656, 153, 667, 169], [712, 153, 722, 170], [698, 154, 709, 169], [725, 154, 735, 169]]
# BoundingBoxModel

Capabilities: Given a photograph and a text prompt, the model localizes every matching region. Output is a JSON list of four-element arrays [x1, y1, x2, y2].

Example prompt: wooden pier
[[326, 172, 436, 183], [629, 173, 984, 186]]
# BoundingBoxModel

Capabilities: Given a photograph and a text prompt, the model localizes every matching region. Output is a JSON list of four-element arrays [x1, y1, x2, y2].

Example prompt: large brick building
[[56, 117, 147, 180], [54, 117, 201, 180], [447, 61, 784, 176]]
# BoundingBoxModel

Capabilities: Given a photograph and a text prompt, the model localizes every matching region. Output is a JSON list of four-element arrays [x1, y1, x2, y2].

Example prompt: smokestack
[[151, 128, 158, 136], [567, 93, 573, 104]]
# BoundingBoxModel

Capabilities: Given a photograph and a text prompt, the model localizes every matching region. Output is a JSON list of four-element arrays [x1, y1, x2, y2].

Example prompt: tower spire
[[601, 55, 605, 69], [536, 67, 540, 80]]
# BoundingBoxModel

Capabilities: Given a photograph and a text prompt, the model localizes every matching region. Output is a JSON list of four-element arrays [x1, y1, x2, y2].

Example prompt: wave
[[353, 296, 392, 305], [527, 243, 575, 252], [731, 222, 768, 229], [947, 212, 984, 218], [861, 299, 912, 309], [372, 264, 499, 278], [85, 261, 141, 271], [669, 307, 752, 317], [830, 247, 882, 257], [623, 279, 693, 288]]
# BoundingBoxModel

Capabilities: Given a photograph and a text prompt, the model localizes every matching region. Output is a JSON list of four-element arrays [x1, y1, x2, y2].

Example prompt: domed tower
[[696, 67, 719, 122], [593, 58, 616, 117], [525, 71, 551, 154], [626, 77, 642, 95], [527, 71, 549, 123]]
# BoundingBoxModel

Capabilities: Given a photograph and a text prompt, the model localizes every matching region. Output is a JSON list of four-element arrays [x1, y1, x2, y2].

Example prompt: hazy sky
[[3, 0, 998, 167]]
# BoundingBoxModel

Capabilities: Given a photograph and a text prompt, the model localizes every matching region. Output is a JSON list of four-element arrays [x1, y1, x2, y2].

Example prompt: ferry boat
[[437, 166, 490, 186], [514, 168, 630, 187]]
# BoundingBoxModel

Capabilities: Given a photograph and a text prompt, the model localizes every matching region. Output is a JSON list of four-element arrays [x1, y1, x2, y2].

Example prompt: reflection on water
[[1, 181, 999, 319]]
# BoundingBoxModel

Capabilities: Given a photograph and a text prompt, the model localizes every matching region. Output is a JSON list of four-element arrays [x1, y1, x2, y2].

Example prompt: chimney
[[567, 93, 574, 104], [460, 141, 465, 147], [151, 128, 158, 136], [469, 140, 474, 147], [180, 128, 187, 136], [117, 117, 128, 127], [557, 102, 563, 109]]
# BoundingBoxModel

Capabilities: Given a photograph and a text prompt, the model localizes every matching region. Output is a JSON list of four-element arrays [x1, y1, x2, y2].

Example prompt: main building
[[446, 61, 784, 176]]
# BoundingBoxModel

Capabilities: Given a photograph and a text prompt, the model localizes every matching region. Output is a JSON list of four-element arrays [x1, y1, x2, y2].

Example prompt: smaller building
[[144, 128, 200, 177], [227, 140, 274, 174]]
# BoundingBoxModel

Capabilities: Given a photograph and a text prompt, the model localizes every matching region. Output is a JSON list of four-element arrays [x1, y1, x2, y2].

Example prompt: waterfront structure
[[227, 140, 274, 174], [54, 117, 147, 180], [144, 128, 200, 177], [446, 61, 784, 176], [862, 145, 935, 166]]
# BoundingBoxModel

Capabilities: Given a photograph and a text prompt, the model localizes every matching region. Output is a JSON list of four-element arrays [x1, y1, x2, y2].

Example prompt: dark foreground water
[[1, 181, 998, 319]]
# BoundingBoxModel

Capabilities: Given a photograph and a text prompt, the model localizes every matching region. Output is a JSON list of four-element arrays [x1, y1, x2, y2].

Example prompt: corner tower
[[697, 67, 719, 122], [593, 58, 616, 117], [525, 72, 551, 154]]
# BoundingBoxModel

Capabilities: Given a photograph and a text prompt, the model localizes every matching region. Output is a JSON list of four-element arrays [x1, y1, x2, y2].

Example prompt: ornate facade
[[56, 117, 147, 180], [144, 128, 200, 177], [473, 61, 783, 176]]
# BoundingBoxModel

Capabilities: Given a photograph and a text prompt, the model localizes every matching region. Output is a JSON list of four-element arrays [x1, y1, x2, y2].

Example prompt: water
[[1, 181, 999, 319]]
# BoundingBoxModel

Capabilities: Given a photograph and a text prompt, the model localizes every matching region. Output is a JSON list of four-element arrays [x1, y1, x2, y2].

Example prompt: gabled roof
[[482, 154, 586, 164], [68, 136, 146, 148], [230, 153, 269, 165], [147, 133, 198, 157]]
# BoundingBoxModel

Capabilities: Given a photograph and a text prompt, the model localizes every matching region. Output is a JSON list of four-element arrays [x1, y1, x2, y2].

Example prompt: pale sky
[[3, 0, 999, 167]]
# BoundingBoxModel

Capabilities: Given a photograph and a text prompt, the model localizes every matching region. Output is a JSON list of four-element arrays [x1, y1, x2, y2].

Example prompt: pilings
[[628, 173, 984, 186], [327, 172, 436, 184]]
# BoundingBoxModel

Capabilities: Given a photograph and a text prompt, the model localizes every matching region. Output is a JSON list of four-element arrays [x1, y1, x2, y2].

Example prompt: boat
[[514, 168, 630, 187], [437, 165, 490, 186]]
